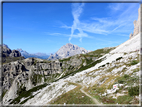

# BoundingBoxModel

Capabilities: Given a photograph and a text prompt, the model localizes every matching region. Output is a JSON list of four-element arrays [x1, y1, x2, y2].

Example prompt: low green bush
[[124, 74, 130, 79], [128, 86, 139, 96], [130, 60, 139, 65]]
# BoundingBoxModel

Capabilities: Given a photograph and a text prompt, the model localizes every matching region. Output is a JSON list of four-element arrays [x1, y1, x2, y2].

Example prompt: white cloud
[[81, 3, 139, 36], [47, 3, 139, 43], [69, 3, 88, 42]]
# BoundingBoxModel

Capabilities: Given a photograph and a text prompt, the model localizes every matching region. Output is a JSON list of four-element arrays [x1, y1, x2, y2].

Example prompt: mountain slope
[[110, 33, 140, 53], [22, 32, 140, 105]]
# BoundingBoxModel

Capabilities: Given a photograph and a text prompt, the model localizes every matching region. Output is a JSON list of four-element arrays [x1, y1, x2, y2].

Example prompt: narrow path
[[79, 84, 100, 104]]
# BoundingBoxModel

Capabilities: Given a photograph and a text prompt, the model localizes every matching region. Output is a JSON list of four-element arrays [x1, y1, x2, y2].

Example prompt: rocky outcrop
[[130, 7, 140, 39], [2, 45, 12, 57], [33, 60, 62, 75], [2, 61, 25, 90], [47, 53, 61, 61], [48, 43, 88, 60], [0, 44, 24, 63], [9, 50, 21, 57], [2, 58, 63, 104], [1, 44, 21, 57]]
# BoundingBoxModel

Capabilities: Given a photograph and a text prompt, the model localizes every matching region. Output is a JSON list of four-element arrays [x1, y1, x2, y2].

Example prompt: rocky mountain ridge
[[0, 44, 24, 63], [1, 44, 21, 58], [17, 48, 49, 59], [48, 43, 88, 60]]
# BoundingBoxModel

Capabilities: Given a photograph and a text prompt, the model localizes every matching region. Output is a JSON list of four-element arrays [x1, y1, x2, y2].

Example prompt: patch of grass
[[133, 68, 140, 73], [3, 56, 25, 64], [116, 95, 133, 104], [59, 56, 71, 62], [124, 52, 127, 55], [87, 47, 115, 58], [50, 85, 94, 104], [116, 74, 139, 86], [128, 86, 139, 96], [92, 85, 106, 94], [20, 96, 34, 104], [31, 74, 43, 86], [106, 66, 115, 72], [58, 58, 104, 81], [34, 59, 37, 65], [40, 60, 48, 63], [88, 87, 101, 101], [130, 60, 139, 65], [101, 96, 116, 104], [101, 75, 119, 88], [2, 90, 7, 98], [117, 74, 130, 84], [10, 83, 48, 104]]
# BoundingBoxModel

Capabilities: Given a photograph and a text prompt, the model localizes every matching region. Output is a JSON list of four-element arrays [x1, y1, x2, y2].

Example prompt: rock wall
[[2, 58, 63, 104], [1, 45, 21, 57], [2, 58, 63, 91], [129, 7, 140, 39]]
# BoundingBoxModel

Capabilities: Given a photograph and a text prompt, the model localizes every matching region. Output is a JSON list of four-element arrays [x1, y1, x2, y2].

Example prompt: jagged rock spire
[[130, 6, 141, 39]]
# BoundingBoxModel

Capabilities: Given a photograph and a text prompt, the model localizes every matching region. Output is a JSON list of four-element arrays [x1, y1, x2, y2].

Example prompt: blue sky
[[3, 3, 140, 54]]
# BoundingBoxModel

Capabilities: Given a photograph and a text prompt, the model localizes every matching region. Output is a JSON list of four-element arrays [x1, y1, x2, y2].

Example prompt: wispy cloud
[[47, 3, 139, 43], [44, 32, 69, 36], [80, 3, 139, 36], [69, 3, 88, 42]]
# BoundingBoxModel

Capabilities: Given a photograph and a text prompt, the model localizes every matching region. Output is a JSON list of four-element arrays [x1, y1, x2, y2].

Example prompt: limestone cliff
[[2, 58, 63, 104], [129, 7, 140, 39]]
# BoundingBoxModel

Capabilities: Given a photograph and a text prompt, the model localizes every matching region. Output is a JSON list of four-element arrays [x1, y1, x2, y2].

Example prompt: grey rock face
[[2, 58, 63, 104], [2, 58, 63, 93], [47, 53, 61, 61], [9, 50, 21, 57], [0, 45, 21, 57], [48, 43, 88, 60], [34, 60, 62, 75], [130, 7, 140, 39], [1, 45, 12, 57], [2, 61, 25, 90]]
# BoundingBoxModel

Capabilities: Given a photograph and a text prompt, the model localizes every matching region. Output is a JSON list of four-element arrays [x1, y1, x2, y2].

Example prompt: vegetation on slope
[[10, 83, 48, 104], [50, 83, 94, 104], [58, 47, 115, 80], [2, 56, 25, 64]]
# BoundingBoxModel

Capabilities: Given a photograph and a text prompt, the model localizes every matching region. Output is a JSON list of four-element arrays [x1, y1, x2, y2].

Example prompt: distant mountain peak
[[2, 44, 9, 48], [17, 49, 49, 59], [48, 43, 88, 60]]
